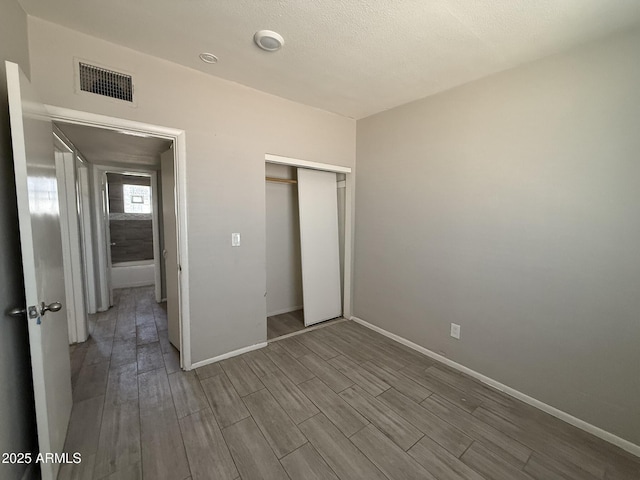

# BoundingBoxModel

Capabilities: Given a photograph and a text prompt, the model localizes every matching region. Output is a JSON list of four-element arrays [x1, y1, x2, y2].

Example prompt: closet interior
[[265, 162, 346, 339]]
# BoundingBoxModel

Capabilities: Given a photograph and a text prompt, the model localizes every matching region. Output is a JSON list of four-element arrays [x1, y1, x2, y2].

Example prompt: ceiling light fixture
[[199, 52, 218, 64], [254, 30, 284, 52]]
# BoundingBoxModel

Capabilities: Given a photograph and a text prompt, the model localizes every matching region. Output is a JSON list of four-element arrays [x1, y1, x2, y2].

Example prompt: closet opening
[[265, 155, 351, 341]]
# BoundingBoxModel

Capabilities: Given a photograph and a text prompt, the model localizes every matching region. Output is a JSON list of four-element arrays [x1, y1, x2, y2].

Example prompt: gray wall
[[27, 17, 356, 363], [265, 163, 303, 316], [355, 27, 640, 445], [0, 1, 38, 479]]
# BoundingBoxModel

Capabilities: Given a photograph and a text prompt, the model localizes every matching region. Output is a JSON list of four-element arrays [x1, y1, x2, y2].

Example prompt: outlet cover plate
[[450, 323, 461, 339]]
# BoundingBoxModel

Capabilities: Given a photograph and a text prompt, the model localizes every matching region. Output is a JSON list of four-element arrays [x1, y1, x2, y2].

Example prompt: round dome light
[[254, 30, 284, 52]]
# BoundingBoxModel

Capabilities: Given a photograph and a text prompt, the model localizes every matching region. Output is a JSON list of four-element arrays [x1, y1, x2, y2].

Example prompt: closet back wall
[[265, 163, 303, 316]]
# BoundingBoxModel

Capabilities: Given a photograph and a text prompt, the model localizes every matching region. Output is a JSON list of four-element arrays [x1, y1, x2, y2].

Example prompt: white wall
[[355, 27, 640, 445], [265, 163, 303, 316], [0, 1, 38, 478], [27, 17, 356, 363]]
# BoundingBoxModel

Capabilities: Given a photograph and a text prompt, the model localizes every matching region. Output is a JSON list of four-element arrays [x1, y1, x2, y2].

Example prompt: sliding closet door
[[297, 168, 342, 326]]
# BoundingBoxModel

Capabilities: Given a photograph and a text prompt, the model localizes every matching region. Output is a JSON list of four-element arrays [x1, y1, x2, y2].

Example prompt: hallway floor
[[61, 287, 639, 480]]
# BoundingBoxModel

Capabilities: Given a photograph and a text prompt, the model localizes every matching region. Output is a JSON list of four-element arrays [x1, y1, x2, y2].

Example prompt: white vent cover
[[78, 62, 133, 102]]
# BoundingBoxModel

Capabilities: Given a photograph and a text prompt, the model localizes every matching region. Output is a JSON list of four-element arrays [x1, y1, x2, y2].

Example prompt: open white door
[[6, 61, 72, 480], [161, 147, 180, 350], [297, 168, 342, 326]]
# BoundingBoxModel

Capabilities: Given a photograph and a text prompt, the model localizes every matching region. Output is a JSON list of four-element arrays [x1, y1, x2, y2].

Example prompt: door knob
[[8, 303, 54, 323], [8, 307, 26, 317], [40, 302, 62, 315]]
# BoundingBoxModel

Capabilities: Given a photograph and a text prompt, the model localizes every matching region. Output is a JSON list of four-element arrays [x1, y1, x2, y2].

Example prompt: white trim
[[54, 149, 74, 343], [190, 342, 268, 369], [350, 316, 640, 458], [342, 174, 354, 319], [174, 135, 191, 370], [151, 172, 162, 302], [46, 105, 183, 138], [77, 165, 96, 316], [267, 305, 303, 317], [53, 126, 89, 341], [45, 105, 192, 369], [53, 131, 73, 153], [54, 149, 79, 344], [92, 167, 110, 311], [265, 153, 351, 174]]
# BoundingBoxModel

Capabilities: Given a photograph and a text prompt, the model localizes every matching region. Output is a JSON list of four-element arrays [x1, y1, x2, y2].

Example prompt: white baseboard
[[351, 316, 640, 458], [189, 342, 268, 370], [267, 305, 303, 317]]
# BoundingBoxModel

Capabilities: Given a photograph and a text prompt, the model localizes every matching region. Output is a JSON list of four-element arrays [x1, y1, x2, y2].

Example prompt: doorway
[[104, 170, 159, 304], [265, 154, 352, 341], [52, 122, 183, 376], [46, 106, 191, 369]]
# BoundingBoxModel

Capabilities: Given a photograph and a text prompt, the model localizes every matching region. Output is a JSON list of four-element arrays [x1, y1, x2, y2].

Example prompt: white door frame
[[45, 106, 192, 369], [54, 127, 96, 320], [75, 154, 97, 314], [92, 166, 111, 310], [53, 132, 88, 344], [95, 167, 161, 303], [264, 153, 353, 319]]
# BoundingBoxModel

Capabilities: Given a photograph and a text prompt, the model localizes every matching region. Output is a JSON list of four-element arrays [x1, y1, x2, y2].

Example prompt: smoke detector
[[254, 30, 284, 52]]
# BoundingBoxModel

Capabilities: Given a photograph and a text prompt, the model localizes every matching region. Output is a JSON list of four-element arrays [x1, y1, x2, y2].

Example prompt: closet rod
[[266, 176, 297, 184]]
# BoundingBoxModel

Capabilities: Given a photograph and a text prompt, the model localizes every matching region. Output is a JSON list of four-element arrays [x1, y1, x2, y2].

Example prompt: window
[[123, 184, 151, 214]]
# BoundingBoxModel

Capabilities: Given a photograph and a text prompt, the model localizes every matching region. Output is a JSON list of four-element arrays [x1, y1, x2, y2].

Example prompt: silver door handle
[[110, 242, 116, 246], [8, 307, 26, 317], [8, 302, 60, 322], [40, 302, 62, 315]]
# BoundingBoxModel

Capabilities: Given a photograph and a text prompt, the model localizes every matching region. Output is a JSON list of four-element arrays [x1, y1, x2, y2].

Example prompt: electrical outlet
[[450, 323, 461, 339]]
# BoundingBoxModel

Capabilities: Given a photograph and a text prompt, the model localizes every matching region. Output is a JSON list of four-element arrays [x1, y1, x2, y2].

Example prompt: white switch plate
[[231, 233, 241, 247], [450, 323, 461, 339]]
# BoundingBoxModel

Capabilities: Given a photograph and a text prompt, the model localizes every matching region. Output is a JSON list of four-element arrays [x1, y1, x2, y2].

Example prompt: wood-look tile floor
[[62, 287, 640, 480], [267, 310, 305, 340]]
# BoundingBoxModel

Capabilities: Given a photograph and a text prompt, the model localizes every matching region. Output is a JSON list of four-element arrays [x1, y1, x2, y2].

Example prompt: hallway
[[62, 286, 182, 479]]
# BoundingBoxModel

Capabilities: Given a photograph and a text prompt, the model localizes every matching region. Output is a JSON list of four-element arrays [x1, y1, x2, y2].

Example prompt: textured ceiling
[[56, 123, 172, 167], [21, 0, 640, 119]]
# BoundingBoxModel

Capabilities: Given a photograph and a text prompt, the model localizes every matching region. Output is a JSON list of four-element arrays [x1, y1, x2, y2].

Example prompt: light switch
[[232, 233, 241, 247]]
